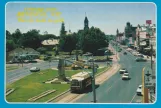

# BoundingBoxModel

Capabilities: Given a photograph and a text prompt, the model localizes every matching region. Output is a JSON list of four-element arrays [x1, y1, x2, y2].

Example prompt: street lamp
[[83, 53, 97, 103], [90, 58, 97, 103]]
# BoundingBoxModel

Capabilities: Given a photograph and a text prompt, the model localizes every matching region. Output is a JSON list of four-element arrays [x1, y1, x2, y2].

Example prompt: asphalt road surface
[[6, 59, 107, 84], [75, 47, 151, 103], [6, 60, 59, 84]]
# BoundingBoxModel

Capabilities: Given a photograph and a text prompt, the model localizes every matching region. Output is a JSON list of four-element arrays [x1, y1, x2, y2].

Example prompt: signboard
[[144, 68, 154, 89], [144, 76, 154, 89], [139, 32, 147, 39], [146, 20, 152, 25]]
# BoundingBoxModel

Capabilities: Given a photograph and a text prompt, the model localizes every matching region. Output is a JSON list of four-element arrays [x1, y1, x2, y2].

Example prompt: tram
[[70, 72, 92, 93]]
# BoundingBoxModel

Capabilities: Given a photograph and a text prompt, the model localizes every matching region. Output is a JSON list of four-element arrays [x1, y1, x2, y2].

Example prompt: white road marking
[[130, 93, 136, 103], [106, 77, 122, 94]]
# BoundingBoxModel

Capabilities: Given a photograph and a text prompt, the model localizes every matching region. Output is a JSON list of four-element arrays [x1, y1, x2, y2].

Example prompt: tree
[[6, 30, 12, 40], [12, 29, 22, 45], [39, 34, 57, 41], [63, 33, 77, 55], [37, 47, 47, 54], [77, 26, 109, 54], [6, 40, 16, 52], [21, 29, 41, 49], [59, 22, 67, 51], [60, 22, 66, 36]]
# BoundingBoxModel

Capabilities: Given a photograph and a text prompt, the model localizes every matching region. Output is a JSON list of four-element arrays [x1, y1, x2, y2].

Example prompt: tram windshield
[[71, 80, 80, 86]]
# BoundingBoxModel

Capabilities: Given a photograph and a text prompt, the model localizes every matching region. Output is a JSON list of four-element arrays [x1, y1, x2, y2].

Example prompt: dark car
[[124, 52, 127, 55]]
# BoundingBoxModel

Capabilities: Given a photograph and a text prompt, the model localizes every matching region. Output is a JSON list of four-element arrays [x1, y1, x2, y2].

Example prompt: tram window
[[71, 80, 80, 86]]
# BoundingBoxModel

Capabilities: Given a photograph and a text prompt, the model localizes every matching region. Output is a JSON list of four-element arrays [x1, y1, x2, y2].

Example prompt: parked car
[[135, 58, 147, 62], [137, 54, 144, 58], [136, 85, 143, 96], [30, 67, 40, 72], [122, 73, 130, 80], [123, 52, 127, 55], [119, 68, 127, 74]]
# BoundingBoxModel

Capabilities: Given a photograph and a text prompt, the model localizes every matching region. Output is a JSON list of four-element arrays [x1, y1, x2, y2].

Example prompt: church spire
[[84, 12, 89, 30]]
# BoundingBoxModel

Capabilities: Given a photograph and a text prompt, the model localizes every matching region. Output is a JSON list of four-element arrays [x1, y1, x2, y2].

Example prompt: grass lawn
[[6, 66, 20, 72], [6, 67, 108, 102]]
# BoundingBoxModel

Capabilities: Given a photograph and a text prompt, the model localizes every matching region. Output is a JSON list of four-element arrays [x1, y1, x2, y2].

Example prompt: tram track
[[47, 63, 120, 103]]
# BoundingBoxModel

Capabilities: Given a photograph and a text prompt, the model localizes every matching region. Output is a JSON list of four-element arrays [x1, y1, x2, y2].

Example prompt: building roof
[[41, 39, 59, 45]]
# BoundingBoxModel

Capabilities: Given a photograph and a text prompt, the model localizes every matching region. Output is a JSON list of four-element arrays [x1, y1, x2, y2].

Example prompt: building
[[124, 22, 137, 47], [116, 29, 124, 43], [136, 23, 156, 55], [84, 15, 89, 30]]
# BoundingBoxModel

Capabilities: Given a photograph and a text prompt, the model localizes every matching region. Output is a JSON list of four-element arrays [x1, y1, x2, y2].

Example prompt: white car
[[122, 73, 129, 80], [119, 68, 127, 74], [30, 67, 40, 72], [137, 54, 144, 58], [136, 85, 143, 96], [132, 51, 138, 56]]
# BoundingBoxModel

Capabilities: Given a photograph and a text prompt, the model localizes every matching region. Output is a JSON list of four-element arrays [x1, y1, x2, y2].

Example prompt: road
[[75, 46, 151, 103], [6, 60, 59, 84], [6, 58, 107, 84]]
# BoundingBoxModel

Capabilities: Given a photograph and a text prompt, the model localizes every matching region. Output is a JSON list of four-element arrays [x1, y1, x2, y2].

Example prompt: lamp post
[[83, 53, 97, 103], [92, 59, 96, 103]]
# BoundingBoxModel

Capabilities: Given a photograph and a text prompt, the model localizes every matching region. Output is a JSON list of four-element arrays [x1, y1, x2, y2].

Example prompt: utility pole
[[115, 37, 117, 59], [151, 44, 153, 70], [92, 60, 96, 103]]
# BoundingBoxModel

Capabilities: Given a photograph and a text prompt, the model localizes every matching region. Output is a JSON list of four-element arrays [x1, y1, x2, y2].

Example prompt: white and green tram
[[70, 72, 92, 93]]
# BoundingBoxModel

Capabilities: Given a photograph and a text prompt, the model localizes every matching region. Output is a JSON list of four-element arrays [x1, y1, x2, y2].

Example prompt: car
[[137, 54, 144, 58], [72, 58, 76, 60], [136, 85, 143, 96], [119, 68, 127, 74], [132, 51, 138, 56], [135, 58, 147, 62], [123, 52, 127, 55], [30, 67, 40, 72], [122, 73, 129, 80]]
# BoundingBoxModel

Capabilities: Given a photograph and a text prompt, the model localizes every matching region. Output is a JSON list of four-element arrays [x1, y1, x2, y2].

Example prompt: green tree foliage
[[77, 26, 109, 54], [60, 22, 66, 36], [12, 29, 22, 45], [6, 40, 16, 52], [62, 33, 77, 55], [21, 29, 41, 49], [59, 22, 67, 51], [39, 34, 58, 42], [37, 47, 47, 54], [6, 30, 12, 40]]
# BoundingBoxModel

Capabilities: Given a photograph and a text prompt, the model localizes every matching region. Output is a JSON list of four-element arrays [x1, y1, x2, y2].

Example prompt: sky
[[6, 2, 156, 36]]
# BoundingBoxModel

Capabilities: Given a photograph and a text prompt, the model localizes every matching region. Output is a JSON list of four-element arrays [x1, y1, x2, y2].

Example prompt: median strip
[[28, 90, 56, 102]]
